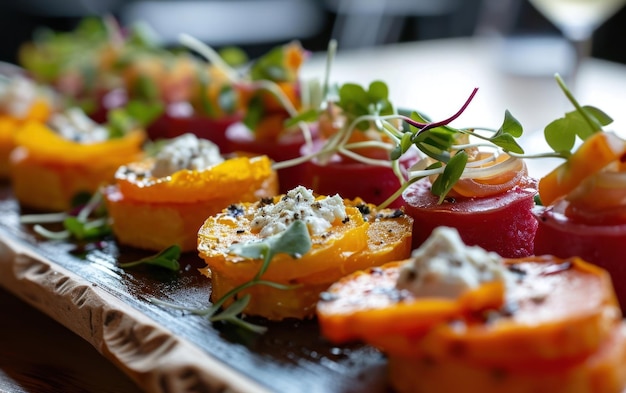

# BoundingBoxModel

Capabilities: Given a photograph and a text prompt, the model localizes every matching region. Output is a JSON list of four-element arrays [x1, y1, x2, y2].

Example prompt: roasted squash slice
[[317, 248, 625, 393], [9, 120, 145, 211], [197, 194, 413, 320], [105, 154, 278, 252]]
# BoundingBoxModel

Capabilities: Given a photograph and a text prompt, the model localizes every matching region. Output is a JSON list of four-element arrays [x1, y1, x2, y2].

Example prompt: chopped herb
[[118, 245, 181, 271], [21, 191, 111, 241]]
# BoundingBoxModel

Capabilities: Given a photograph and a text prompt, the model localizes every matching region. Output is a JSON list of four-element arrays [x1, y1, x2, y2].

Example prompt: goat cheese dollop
[[251, 186, 346, 238], [151, 133, 224, 178], [49, 107, 109, 143], [0, 76, 40, 118], [396, 226, 513, 298]]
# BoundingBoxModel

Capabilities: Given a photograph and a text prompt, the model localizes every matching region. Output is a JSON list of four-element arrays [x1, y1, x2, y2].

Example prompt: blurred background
[[0, 0, 624, 65]]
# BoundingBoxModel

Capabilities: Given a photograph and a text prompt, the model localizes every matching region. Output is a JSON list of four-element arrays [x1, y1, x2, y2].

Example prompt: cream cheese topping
[[251, 186, 346, 238], [151, 133, 224, 178], [0, 76, 40, 118], [396, 226, 513, 298], [49, 107, 110, 143]]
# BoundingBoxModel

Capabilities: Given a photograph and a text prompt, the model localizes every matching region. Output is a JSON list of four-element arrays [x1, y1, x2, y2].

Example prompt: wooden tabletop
[[2, 36, 626, 393]]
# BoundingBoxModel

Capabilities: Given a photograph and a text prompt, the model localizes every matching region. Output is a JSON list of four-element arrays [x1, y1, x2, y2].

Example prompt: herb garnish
[[119, 245, 181, 271], [542, 74, 612, 157], [20, 190, 111, 241], [150, 220, 312, 333], [277, 79, 526, 207]]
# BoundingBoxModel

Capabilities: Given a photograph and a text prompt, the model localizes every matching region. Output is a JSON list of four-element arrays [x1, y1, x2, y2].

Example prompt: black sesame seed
[[227, 204, 244, 217], [260, 197, 274, 205]]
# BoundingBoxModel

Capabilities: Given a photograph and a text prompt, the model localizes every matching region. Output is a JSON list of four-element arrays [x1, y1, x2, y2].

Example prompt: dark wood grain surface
[[0, 286, 142, 393]]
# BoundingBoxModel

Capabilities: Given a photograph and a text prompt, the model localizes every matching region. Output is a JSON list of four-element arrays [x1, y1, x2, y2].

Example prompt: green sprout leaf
[[243, 95, 265, 132], [489, 133, 524, 154], [497, 109, 523, 138], [107, 100, 163, 138], [284, 108, 320, 129], [229, 219, 312, 279], [544, 116, 578, 153], [22, 191, 112, 242], [218, 46, 248, 67], [431, 150, 469, 203], [337, 81, 394, 131], [63, 216, 111, 240], [119, 245, 181, 271], [193, 220, 312, 334], [250, 44, 290, 82], [543, 74, 614, 156]]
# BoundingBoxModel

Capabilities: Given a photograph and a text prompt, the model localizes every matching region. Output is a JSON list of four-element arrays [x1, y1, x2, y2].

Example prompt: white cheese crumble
[[151, 133, 224, 178], [396, 226, 513, 298], [49, 107, 109, 143], [251, 186, 346, 238], [0, 76, 39, 118]]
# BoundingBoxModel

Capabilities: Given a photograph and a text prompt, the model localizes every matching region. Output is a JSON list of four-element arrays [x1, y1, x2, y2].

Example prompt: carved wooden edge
[[0, 235, 270, 393]]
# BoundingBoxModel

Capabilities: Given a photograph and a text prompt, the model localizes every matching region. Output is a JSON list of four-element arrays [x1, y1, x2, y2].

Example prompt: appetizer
[[9, 106, 146, 211], [296, 81, 419, 207], [0, 75, 57, 177], [317, 226, 626, 393], [394, 91, 535, 258], [402, 148, 538, 258], [144, 62, 241, 149], [534, 130, 626, 309], [18, 17, 127, 121], [529, 74, 626, 309], [104, 133, 278, 252], [197, 186, 413, 320], [224, 41, 316, 192]]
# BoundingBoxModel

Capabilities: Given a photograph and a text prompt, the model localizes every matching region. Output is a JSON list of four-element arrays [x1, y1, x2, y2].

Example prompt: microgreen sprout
[[179, 34, 315, 146], [276, 80, 526, 207], [149, 220, 312, 333], [541, 73, 613, 157], [118, 244, 181, 271], [20, 190, 111, 241]]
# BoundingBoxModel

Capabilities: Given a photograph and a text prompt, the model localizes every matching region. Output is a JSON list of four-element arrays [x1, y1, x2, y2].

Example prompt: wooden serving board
[[0, 185, 389, 393]]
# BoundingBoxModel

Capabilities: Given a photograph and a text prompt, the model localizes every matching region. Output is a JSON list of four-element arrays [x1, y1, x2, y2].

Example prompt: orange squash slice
[[317, 234, 625, 393], [197, 193, 413, 320], [9, 120, 145, 211], [105, 151, 278, 252]]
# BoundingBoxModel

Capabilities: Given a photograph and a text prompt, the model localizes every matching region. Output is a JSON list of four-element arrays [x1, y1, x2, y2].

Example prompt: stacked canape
[[391, 94, 537, 258], [297, 81, 419, 207], [317, 226, 626, 393], [402, 145, 538, 258], [0, 75, 58, 177], [534, 130, 626, 309], [9, 106, 147, 211], [224, 41, 316, 192], [133, 50, 242, 149], [197, 186, 413, 320], [104, 133, 278, 252], [18, 17, 129, 122]]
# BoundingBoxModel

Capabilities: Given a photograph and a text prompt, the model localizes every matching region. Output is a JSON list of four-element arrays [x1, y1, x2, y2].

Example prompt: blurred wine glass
[[527, 0, 626, 88]]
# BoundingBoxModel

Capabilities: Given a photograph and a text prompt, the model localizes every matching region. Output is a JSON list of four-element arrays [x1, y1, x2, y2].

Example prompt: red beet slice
[[299, 142, 419, 207], [402, 177, 538, 258], [534, 206, 626, 310], [225, 122, 317, 193], [146, 101, 240, 153], [88, 88, 128, 124]]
